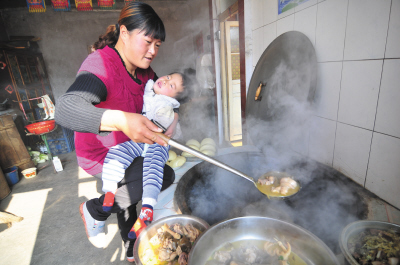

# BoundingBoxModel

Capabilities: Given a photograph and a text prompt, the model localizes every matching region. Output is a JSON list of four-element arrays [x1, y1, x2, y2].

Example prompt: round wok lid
[[245, 31, 317, 131]]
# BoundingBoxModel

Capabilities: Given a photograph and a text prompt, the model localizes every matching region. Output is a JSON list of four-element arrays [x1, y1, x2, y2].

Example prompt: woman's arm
[[55, 72, 108, 134], [55, 72, 166, 146], [101, 110, 164, 145]]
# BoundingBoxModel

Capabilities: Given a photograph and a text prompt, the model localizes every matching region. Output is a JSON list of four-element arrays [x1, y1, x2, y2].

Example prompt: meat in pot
[[141, 223, 202, 265]]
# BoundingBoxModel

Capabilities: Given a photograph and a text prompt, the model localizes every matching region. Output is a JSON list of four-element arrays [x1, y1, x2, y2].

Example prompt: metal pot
[[339, 220, 400, 265], [133, 214, 209, 265], [188, 216, 340, 265]]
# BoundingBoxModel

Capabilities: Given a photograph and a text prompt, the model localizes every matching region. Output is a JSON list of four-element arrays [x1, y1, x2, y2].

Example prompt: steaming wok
[[157, 133, 301, 198], [188, 216, 340, 265]]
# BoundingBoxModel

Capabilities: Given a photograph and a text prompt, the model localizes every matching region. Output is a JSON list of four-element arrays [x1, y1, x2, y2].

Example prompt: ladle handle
[[155, 132, 256, 185]]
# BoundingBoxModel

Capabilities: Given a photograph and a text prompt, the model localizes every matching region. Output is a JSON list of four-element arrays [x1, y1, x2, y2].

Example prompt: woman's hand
[[164, 112, 179, 138], [100, 110, 167, 146]]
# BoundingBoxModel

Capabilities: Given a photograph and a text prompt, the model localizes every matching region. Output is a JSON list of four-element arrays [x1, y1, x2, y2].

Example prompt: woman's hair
[[93, 2, 166, 50]]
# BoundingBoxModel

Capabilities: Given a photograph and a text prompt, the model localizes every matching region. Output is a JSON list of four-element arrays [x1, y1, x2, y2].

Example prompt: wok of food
[[256, 171, 300, 198], [206, 239, 307, 265], [347, 228, 400, 265], [140, 222, 202, 265]]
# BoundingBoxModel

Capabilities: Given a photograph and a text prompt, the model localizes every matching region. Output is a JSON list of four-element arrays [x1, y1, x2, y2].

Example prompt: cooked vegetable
[[348, 228, 400, 265]]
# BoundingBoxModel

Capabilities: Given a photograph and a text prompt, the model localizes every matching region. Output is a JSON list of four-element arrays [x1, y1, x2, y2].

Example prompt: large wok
[[188, 216, 340, 265]]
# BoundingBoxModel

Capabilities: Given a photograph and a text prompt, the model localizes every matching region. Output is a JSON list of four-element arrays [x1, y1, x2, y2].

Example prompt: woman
[[55, 2, 176, 262]]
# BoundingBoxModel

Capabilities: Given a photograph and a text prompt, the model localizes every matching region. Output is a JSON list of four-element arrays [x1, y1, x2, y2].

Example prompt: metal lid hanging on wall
[[244, 31, 317, 144], [75, 0, 93, 11], [51, 0, 71, 11], [26, 0, 46, 12]]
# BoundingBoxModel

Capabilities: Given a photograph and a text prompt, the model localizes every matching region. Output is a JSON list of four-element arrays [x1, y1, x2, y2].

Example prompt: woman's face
[[120, 27, 162, 71]]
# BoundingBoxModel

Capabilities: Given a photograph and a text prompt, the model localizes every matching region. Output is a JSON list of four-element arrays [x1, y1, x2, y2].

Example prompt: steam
[[152, 6, 366, 254], [181, 37, 366, 254]]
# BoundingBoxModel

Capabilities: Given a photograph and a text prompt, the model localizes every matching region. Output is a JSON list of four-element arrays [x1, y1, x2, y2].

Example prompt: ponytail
[[93, 24, 120, 50]]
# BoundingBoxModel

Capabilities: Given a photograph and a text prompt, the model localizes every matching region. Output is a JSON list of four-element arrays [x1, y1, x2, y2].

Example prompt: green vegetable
[[39, 154, 49, 160], [31, 151, 40, 157]]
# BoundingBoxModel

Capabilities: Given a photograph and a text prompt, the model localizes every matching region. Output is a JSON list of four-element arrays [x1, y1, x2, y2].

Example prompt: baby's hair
[[169, 72, 192, 104]]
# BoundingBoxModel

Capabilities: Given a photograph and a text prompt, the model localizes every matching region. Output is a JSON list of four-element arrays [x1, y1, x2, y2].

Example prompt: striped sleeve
[[55, 72, 108, 135]]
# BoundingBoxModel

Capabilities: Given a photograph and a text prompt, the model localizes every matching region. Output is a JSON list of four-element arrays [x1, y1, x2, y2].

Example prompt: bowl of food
[[133, 214, 209, 265], [339, 220, 400, 265], [189, 216, 340, 265]]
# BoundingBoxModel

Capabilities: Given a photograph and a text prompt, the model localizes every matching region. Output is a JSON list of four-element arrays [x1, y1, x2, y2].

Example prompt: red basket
[[51, 0, 71, 11], [27, 0, 46, 12], [25, 120, 56, 135], [75, 0, 93, 11]]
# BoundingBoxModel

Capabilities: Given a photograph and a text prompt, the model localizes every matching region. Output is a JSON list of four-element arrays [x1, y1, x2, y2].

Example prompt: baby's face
[[153, 73, 184, 98]]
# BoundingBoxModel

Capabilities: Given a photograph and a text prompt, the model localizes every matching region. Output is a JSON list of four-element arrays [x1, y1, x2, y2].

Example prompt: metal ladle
[[156, 133, 258, 187]]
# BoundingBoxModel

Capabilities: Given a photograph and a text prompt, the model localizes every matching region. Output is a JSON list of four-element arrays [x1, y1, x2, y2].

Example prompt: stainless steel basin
[[188, 216, 340, 265]]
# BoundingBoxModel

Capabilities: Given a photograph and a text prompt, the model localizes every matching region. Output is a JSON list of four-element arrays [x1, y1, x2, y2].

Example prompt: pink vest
[[75, 46, 154, 175]]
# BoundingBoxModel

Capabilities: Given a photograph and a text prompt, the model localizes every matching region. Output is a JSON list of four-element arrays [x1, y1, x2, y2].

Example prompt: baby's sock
[[102, 192, 115, 212]]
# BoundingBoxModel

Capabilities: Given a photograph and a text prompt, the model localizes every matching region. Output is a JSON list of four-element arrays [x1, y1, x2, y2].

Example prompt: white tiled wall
[[385, 0, 400, 58], [333, 123, 372, 186], [375, 59, 400, 138], [344, 0, 391, 61], [366, 133, 400, 207], [248, 0, 400, 209], [338, 60, 382, 130]]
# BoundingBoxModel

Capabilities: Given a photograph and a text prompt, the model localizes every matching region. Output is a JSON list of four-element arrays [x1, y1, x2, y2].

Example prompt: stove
[[173, 150, 371, 254]]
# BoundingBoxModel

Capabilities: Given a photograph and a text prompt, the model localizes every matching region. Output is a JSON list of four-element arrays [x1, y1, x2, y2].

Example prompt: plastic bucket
[[3, 166, 19, 186], [21, 167, 37, 179]]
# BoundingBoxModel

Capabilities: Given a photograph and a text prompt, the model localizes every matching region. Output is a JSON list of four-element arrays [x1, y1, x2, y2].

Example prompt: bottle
[[53, 156, 63, 172]]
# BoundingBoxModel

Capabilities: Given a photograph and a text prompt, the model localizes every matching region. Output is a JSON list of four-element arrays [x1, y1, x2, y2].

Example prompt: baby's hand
[[165, 113, 179, 137]]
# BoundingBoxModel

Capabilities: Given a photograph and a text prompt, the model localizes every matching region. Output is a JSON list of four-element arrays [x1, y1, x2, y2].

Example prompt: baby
[[101, 72, 190, 239]]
